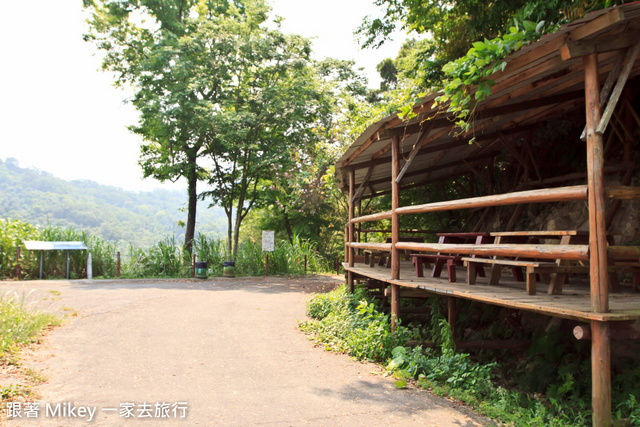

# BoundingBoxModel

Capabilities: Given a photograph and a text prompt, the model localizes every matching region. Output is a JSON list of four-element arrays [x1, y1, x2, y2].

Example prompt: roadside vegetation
[[0, 218, 330, 280], [299, 286, 640, 426], [0, 291, 61, 403]]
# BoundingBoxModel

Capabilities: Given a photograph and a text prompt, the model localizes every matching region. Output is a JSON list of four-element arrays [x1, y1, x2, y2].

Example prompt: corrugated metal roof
[[336, 3, 640, 197]]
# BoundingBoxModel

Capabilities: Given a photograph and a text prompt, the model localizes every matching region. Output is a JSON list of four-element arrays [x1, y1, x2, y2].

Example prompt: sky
[[0, 0, 407, 192]]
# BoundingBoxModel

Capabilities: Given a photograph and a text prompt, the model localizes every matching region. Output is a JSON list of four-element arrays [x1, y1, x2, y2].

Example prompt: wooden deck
[[344, 261, 640, 322]]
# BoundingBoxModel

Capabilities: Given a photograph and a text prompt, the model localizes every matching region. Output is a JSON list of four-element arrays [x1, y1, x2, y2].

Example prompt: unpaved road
[[2, 276, 492, 426]]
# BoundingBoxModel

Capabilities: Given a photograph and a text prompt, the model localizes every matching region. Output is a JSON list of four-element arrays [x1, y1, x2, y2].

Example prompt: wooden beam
[[574, 323, 640, 340], [596, 39, 640, 135], [394, 185, 587, 216], [351, 166, 374, 203], [561, 31, 640, 60], [379, 90, 584, 139], [581, 51, 625, 140], [396, 123, 434, 184], [568, 7, 625, 41], [606, 185, 640, 200], [367, 151, 499, 188]]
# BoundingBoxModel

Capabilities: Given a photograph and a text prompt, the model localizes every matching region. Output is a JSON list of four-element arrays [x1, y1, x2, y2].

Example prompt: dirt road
[[2, 276, 491, 426]]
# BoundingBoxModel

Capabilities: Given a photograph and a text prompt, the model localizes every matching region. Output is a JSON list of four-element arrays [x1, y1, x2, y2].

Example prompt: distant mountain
[[0, 158, 226, 247]]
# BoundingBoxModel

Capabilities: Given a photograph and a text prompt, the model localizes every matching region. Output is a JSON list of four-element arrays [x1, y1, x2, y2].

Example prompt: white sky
[[0, 0, 406, 192]]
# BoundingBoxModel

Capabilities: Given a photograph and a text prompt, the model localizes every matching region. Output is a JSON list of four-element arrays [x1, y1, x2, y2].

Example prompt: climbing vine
[[433, 20, 551, 134]]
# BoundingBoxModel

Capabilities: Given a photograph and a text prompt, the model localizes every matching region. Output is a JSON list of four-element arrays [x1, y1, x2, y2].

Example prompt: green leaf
[[394, 379, 407, 389], [472, 41, 486, 51], [523, 20, 537, 32]]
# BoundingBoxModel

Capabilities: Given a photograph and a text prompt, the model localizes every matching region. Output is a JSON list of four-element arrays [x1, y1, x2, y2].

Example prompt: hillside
[[0, 158, 226, 247]]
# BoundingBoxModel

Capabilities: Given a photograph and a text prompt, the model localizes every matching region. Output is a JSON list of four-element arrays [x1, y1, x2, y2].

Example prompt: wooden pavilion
[[336, 4, 640, 426]]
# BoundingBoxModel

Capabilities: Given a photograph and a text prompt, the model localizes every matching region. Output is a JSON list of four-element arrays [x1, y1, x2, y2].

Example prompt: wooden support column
[[391, 136, 401, 331], [448, 297, 457, 339], [584, 53, 611, 427], [348, 170, 355, 293], [592, 320, 611, 427]]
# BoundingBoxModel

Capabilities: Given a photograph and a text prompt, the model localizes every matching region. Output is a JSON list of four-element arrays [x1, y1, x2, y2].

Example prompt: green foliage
[[0, 291, 60, 359], [123, 236, 186, 278], [300, 286, 410, 362], [0, 218, 118, 280], [300, 290, 598, 426], [433, 21, 547, 133]]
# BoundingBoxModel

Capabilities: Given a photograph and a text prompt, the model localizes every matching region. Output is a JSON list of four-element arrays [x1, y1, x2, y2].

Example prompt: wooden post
[[592, 320, 611, 427], [391, 284, 400, 333], [584, 53, 611, 427], [391, 136, 401, 331], [15, 246, 20, 280], [348, 170, 355, 293], [304, 255, 307, 275], [391, 136, 400, 280], [448, 297, 457, 339], [585, 53, 609, 314], [192, 254, 196, 278], [116, 251, 121, 277], [265, 253, 269, 277]]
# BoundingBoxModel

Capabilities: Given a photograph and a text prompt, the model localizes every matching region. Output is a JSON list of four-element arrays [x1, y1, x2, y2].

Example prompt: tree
[[357, 0, 632, 90], [198, 31, 352, 257], [83, 0, 263, 255]]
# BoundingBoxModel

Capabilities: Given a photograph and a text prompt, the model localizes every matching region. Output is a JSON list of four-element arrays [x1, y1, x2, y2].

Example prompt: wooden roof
[[336, 3, 640, 197]]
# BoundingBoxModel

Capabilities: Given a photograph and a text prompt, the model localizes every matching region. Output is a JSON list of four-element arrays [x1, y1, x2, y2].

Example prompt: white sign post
[[262, 231, 275, 276]]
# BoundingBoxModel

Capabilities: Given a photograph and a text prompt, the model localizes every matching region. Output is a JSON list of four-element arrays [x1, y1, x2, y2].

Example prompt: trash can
[[223, 261, 235, 278], [195, 261, 208, 279]]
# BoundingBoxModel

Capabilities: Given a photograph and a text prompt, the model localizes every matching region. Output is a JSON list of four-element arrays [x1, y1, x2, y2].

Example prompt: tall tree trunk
[[184, 161, 198, 256], [226, 207, 233, 256], [282, 209, 293, 244], [233, 211, 242, 259]]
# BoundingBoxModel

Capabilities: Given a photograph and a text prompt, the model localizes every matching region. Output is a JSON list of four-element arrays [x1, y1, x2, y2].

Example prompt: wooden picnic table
[[411, 232, 493, 282], [485, 230, 618, 294]]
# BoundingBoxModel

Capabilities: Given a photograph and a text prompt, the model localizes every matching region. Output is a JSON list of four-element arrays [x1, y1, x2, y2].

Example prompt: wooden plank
[[568, 7, 625, 41], [397, 243, 589, 261], [350, 242, 392, 251], [461, 257, 556, 267], [561, 31, 640, 60], [491, 230, 585, 237]]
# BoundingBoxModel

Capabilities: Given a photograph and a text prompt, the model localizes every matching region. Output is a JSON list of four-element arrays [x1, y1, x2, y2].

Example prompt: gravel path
[[2, 276, 492, 426]]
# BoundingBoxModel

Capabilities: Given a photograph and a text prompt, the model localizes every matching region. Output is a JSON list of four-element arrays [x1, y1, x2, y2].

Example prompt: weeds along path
[[3, 277, 491, 426]]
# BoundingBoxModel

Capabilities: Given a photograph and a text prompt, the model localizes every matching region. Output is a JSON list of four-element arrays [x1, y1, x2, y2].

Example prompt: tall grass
[[123, 236, 186, 278], [0, 219, 117, 279], [1, 218, 331, 279], [193, 233, 329, 277], [0, 291, 60, 358]]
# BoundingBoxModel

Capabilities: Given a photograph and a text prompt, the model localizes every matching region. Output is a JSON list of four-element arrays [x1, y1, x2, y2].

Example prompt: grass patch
[[299, 286, 640, 426], [0, 291, 61, 359]]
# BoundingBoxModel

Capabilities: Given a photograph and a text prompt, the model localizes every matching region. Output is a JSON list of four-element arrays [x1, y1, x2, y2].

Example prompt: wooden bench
[[362, 237, 425, 268], [363, 250, 391, 268], [461, 257, 565, 295], [411, 254, 463, 283]]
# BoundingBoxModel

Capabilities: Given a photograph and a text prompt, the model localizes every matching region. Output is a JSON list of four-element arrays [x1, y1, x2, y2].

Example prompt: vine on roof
[[432, 20, 551, 135]]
